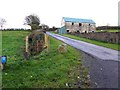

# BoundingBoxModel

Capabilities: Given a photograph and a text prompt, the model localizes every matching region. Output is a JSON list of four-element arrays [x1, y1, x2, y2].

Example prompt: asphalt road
[[46, 32, 120, 88], [46, 32, 119, 61]]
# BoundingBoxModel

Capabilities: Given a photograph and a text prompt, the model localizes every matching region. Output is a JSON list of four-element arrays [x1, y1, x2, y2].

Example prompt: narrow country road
[[46, 32, 120, 88]]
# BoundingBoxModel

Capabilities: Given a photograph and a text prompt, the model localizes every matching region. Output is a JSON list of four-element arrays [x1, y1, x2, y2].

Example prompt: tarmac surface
[[46, 32, 120, 88]]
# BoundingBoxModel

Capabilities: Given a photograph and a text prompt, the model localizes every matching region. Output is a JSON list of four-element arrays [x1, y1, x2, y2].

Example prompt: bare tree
[[0, 18, 6, 30], [24, 14, 40, 30]]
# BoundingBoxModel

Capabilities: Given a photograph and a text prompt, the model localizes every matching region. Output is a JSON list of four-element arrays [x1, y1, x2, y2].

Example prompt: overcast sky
[[0, 0, 119, 29]]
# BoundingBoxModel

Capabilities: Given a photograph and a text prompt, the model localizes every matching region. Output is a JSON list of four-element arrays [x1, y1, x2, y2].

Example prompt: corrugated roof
[[63, 17, 95, 24]]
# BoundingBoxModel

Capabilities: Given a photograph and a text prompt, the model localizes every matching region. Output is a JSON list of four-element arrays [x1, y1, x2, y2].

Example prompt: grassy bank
[[96, 29, 120, 32], [2, 31, 89, 88], [62, 34, 119, 51]]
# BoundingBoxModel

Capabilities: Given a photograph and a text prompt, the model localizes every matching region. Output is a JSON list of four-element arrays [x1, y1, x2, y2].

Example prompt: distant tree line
[[0, 27, 59, 31], [96, 26, 120, 30], [1, 28, 31, 31], [0, 14, 59, 31], [49, 27, 59, 31]]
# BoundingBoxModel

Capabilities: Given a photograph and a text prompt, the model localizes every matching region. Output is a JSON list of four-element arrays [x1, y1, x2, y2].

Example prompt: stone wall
[[65, 22, 96, 33], [69, 32, 120, 44]]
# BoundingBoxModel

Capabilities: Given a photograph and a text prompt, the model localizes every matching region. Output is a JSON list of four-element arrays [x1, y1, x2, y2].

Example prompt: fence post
[[45, 34, 50, 52], [26, 36, 29, 53]]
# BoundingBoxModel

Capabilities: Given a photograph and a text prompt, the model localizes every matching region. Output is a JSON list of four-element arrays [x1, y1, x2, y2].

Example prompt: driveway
[[46, 32, 120, 88]]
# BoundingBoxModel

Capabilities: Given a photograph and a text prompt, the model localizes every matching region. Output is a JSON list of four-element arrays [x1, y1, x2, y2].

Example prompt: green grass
[[62, 34, 120, 51], [0, 31, 2, 55], [96, 29, 120, 32], [2, 31, 89, 88]]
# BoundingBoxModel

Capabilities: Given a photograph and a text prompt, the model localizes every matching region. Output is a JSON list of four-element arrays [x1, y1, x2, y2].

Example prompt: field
[[0, 31, 1, 55], [2, 31, 89, 88], [0, 31, 2, 89]]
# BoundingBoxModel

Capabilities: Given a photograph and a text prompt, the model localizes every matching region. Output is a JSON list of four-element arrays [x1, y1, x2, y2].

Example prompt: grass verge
[[96, 29, 120, 32], [62, 34, 120, 51], [2, 31, 90, 88]]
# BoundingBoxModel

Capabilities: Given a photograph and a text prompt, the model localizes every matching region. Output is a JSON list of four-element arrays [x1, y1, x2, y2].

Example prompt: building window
[[72, 22, 74, 25], [85, 31, 87, 33], [77, 30, 79, 33], [79, 23, 82, 26], [67, 29, 69, 33]]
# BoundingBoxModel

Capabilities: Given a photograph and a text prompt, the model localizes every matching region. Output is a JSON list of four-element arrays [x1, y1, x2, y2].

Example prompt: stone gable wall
[[65, 22, 96, 33]]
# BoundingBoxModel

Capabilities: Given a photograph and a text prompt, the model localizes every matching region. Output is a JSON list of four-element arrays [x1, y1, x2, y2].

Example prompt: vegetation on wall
[[24, 14, 40, 30]]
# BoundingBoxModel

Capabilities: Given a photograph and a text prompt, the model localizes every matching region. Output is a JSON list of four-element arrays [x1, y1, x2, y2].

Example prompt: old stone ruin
[[22, 30, 48, 59]]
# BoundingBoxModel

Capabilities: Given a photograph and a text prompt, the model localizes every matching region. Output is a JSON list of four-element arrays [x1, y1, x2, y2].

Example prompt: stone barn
[[60, 17, 96, 33]]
